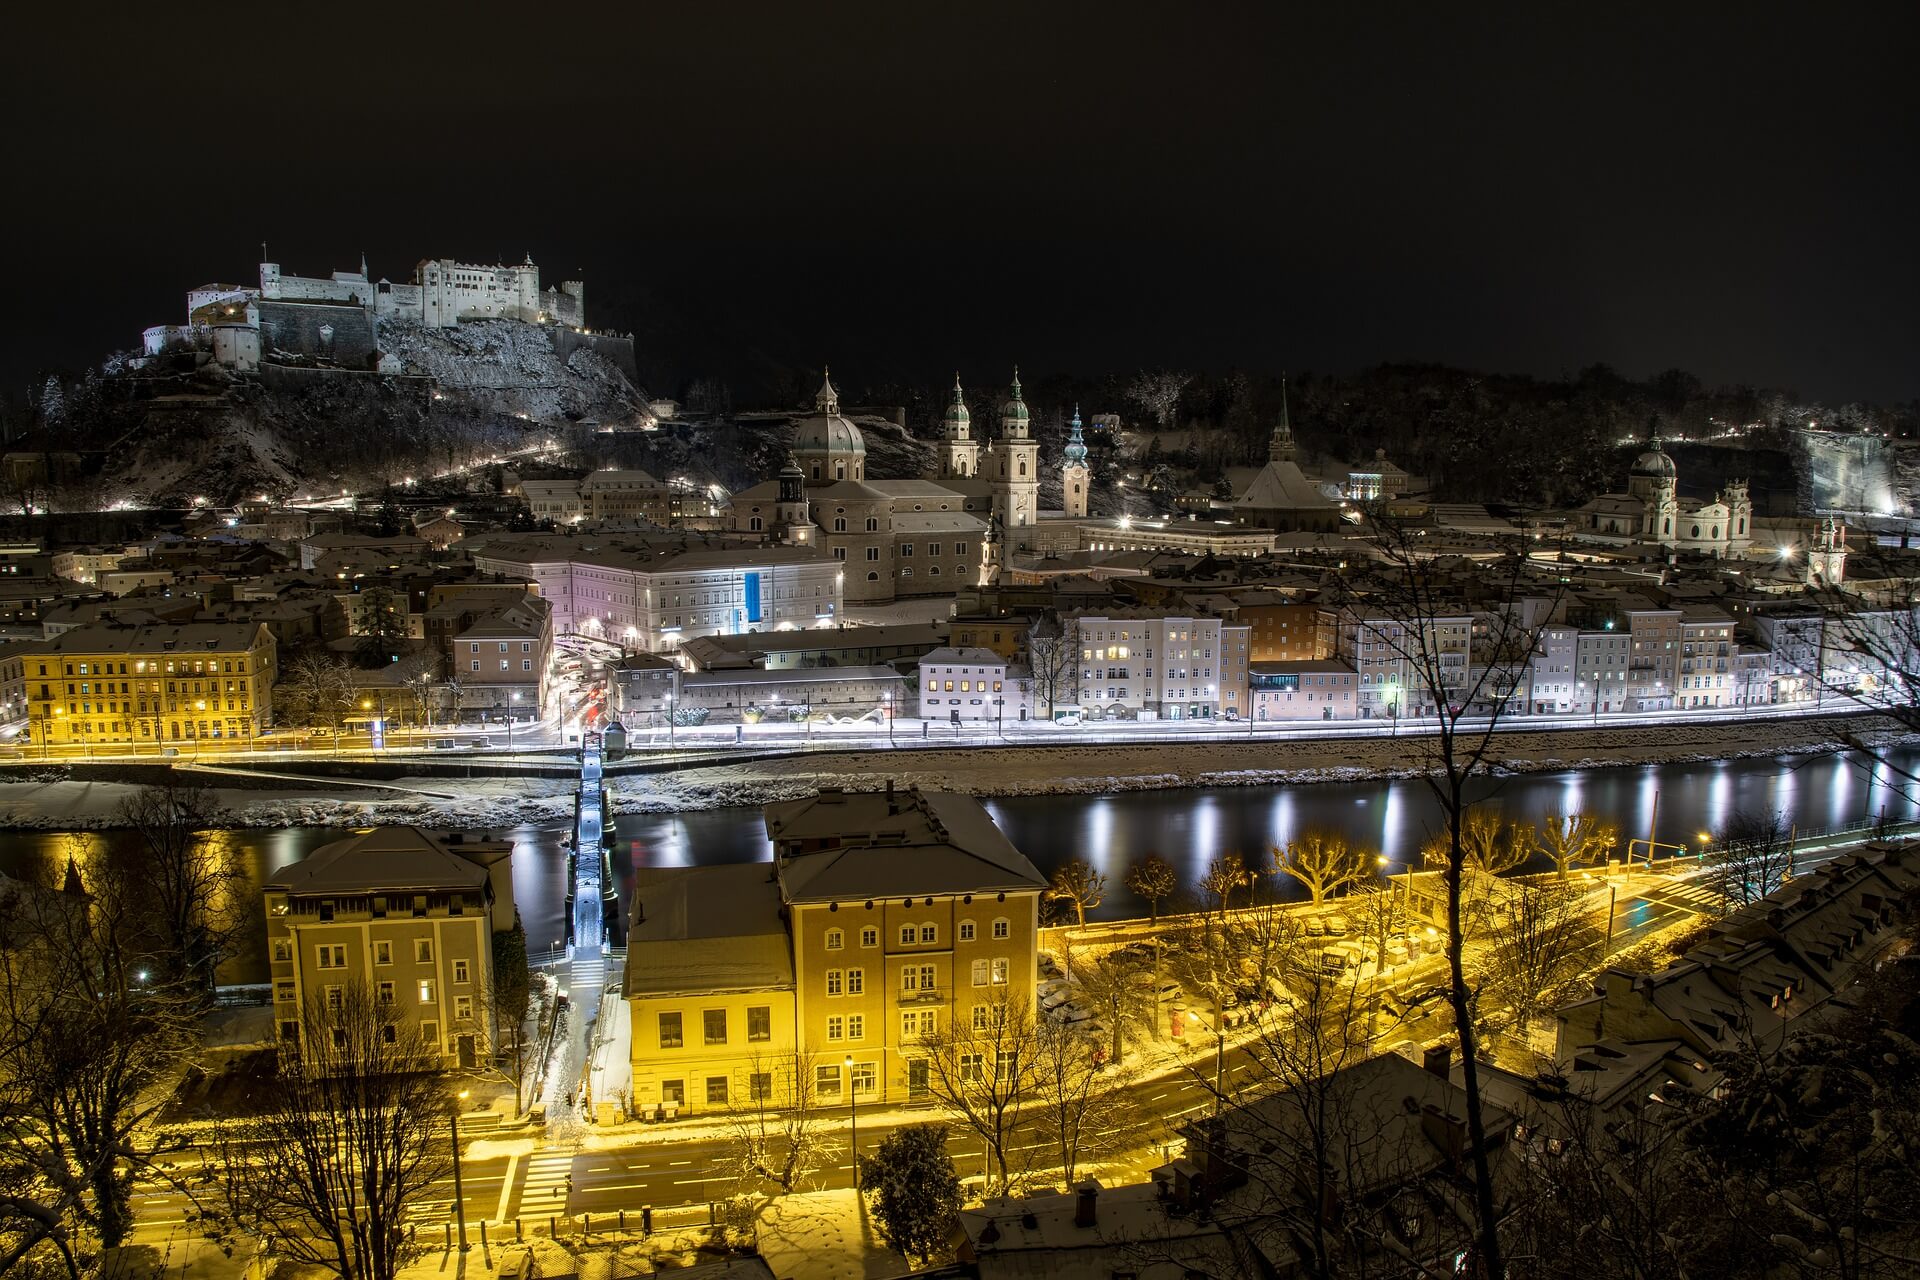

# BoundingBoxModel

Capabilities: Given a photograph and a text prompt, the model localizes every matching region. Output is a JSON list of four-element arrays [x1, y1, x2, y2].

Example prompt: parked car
[[1053, 1002, 1095, 1025], [1038, 952, 1063, 979], [1305, 916, 1328, 938], [1324, 913, 1350, 936]]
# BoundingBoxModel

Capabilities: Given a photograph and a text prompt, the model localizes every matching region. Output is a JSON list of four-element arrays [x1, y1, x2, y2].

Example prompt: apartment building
[[624, 786, 1048, 1114], [263, 827, 517, 1068], [1329, 604, 1473, 719], [1676, 606, 1736, 708], [914, 646, 1028, 723], [449, 592, 553, 718], [21, 621, 275, 748], [1071, 611, 1250, 720]]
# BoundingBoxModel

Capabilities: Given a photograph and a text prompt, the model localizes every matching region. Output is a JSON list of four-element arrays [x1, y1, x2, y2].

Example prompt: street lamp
[[667, 693, 676, 747], [845, 1054, 859, 1184], [449, 1088, 471, 1251], [883, 691, 894, 746], [509, 691, 520, 753]]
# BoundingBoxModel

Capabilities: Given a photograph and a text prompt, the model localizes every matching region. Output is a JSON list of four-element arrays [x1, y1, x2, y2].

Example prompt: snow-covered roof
[[767, 788, 1046, 902], [266, 827, 509, 897], [1234, 458, 1336, 513], [623, 863, 792, 996]]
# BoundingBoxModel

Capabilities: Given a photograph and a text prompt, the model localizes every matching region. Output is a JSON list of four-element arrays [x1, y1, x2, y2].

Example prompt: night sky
[[10, 2, 1917, 404]]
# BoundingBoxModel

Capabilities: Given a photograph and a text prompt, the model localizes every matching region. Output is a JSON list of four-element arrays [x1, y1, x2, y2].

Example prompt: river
[[3, 748, 1912, 985]]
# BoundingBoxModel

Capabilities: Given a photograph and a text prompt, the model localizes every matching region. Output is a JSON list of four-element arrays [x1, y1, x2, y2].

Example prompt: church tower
[[1269, 377, 1297, 463], [991, 369, 1041, 563], [1723, 479, 1753, 553], [937, 374, 980, 478], [1062, 404, 1090, 518], [775, 456, 813, 546], [1807, 515, 1848, 585]]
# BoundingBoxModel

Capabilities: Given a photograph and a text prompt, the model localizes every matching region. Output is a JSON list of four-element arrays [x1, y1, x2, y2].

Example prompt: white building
[[466, 533, 844, 654], [912, 647, 1030, 723], [1573, 437, 1754, 556]]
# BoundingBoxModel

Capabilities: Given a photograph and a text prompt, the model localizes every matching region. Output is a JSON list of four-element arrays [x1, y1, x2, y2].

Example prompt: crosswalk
[[516, 1150, 577, 1217], [1640, 880, 1726, 914]]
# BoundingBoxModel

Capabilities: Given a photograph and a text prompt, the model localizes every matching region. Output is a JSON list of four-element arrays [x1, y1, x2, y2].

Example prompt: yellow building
[[263, 827, 516, 1069], [21, 621, 275, 749], [623, 786, 1048, 1115]]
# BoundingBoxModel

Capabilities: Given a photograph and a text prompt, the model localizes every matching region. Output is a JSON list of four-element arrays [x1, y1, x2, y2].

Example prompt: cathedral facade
[[1576, 439, 1753, 556]]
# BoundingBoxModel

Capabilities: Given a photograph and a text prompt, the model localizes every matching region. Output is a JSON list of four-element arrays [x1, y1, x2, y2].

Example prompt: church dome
[[1001, 370, 1029, 424], [943, 374, 970, 432], [1629, 444, 1677, 480], [793, 366, 866, 457], [1064, 405, 1088, 463], [793, 409, 867, 456]]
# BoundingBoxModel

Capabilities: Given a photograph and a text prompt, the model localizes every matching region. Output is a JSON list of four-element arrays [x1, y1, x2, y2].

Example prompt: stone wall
[[256, 301, 377, 366], [549, 327, 638, 380]]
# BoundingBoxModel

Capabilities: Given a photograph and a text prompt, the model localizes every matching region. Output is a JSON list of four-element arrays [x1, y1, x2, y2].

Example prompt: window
[[861, 927, 878, 948], [908, 1059, 930, 1096], [455, 995, 473, 1020], [971, 958, 989, 987], [816, 1064, 843, 1097], [826, 968, 843, 996], [850, 1061, 876, 1095], [900, 925, 916, 945], [662, 1079, 685, 1107], [865, 547, 879, 561], [919, 963, 936, 991], [865, 517, 879, 532], [452, 959, 469, 984], [992, 918, 1010, 939], [958, 920, 975, 942], [847, 968, 864, 995], [825, 928, 843, 951], [707, 1076, 728, 1105], [920, 924, 937, 944], [992, 957, 1009, 985], [317, 945, 347, 969], [271, 939, 291, 962], [973, 1004, 992, 1032], [422, 1021, 438, 1046], [417, 980, 435, 1004], [750, 1072, 773, 1101], [704, 1009, 728, 1045], [415, 940, 433, 963], [959, 1053, 983, 1083], [748, 1005, 771, 1041], [377, 980, 395, 1002], [848, 1014, 865, 1041], [833, 517, 847, 533], [659, 1012, 684, 1048], [903, 1009, 936, 1039]]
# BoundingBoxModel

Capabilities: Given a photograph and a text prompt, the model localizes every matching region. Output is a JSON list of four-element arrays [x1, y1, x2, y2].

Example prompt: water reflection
[[1, 747, 1914, 985]]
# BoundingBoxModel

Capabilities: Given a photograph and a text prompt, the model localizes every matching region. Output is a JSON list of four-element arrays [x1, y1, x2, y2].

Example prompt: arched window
[[825, 928, 843, 951], [833, 518, 847, 533], [836, 464, 846, 480], [901, 567, 913, 577], [1663, 517, 1672, 534], [748, 517, 762, 532], [865, 517, 879, 532], [1018, 459, 1027, 476], [1711, 525, 1720, 539], [867, 571, 880, 581]]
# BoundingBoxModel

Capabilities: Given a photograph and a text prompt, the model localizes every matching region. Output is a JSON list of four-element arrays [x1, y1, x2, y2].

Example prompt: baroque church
[[1574, 437, 1754, 556], [730, 369, 1073, 605]]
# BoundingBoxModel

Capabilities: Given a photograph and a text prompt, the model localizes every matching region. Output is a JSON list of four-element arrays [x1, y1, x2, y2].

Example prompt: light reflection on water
[[0, 748, 1912, 984]]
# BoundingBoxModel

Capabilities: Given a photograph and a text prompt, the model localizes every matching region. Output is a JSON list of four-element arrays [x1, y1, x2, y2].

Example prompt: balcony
[[901, 987, 948, 1005]]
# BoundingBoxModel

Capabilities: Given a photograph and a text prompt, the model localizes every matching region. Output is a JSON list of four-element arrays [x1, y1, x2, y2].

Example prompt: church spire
[[1000, 367, 1030, 438], [814, 366, 840, 414], [1064, 404, 1088, 463], [943, 373, 971, 439], [1268, 374, 1297, 463]]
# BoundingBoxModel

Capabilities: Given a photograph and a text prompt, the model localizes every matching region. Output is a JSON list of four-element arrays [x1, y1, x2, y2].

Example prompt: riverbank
[[0, 712, 1904, 831]]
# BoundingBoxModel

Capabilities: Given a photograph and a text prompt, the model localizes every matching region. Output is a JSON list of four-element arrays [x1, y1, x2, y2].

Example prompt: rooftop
[[766, 787, 1047, 902], [265, 827, 510, 897]]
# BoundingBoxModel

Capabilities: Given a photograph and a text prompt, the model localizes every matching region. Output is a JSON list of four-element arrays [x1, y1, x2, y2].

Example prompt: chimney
[[1423, 1044, 1451, 1079], [1072, 1179, 1100, 1228]]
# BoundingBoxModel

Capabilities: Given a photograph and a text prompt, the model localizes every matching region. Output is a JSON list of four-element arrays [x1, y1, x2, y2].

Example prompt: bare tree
[[1533, 811, 1618, 879], [111, 778, 247, 997], [1474, 881, 1604, 1058], [210, 983, 453, 1280], [1026, 1018, 1134, 1186], [1329, 517, 1567, 1278], [722, 1051, 840, 1199], [1025, 613, 1079, 719], [1707, 810, 1799, 910], [1423, 806, 1532, 877], [1347, 882, 1403, 972], [1065, 947, 1150, 1067], [1124, 853, 1178, 925], [1200, 853, 1251, 917], [0, 859, 198, 1272], [1045, 859, 1106, 927], [278, 649, 356, 736], [1274, 832, 1373, 906], [1125, 370, 1191, 430], [916, 988, 1039, 1195]]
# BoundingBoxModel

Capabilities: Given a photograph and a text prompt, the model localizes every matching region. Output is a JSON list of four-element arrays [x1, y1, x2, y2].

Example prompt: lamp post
[[449, 1088, 471, 1251], [508, 691, 519, 753], [667, 693, 676, 747], [845, 1054, 859, 1184], [883, 691, 894, 746]]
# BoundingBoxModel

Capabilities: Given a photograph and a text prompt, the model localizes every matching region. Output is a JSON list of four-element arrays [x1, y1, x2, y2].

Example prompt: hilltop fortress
[[141, 254, 606, 375]]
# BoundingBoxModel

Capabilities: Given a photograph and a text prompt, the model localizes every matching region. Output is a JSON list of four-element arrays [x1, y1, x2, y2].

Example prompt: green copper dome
[[943, 374, 971, 431], [1001, 369, 1029, 424]]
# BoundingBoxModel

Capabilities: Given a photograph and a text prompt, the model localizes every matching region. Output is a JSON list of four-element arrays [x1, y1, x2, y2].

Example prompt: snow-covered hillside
[[380, 320, 649, 424]]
